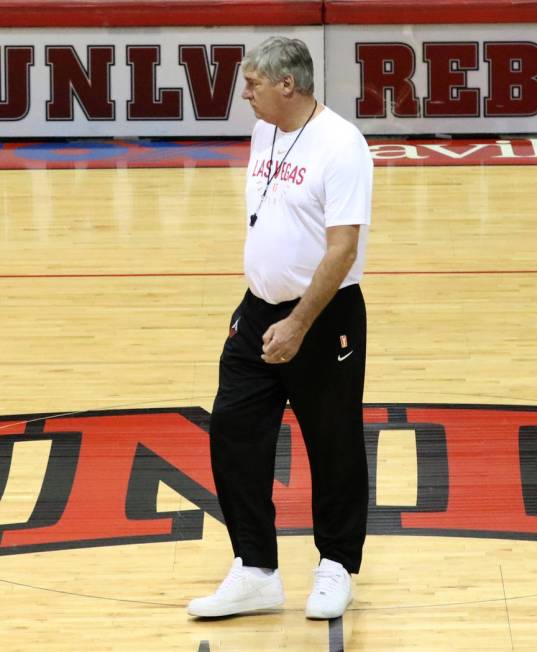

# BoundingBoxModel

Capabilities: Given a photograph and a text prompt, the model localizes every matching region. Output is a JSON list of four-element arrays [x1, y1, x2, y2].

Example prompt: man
[[187, 36, 372, 620]]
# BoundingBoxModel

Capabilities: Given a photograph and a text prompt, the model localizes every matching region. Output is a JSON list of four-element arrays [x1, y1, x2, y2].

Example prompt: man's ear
[[281, 74, 295, 96]]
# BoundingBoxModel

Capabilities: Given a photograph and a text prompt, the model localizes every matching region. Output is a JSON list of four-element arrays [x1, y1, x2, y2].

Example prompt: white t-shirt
[[244, 105, 373, 305]]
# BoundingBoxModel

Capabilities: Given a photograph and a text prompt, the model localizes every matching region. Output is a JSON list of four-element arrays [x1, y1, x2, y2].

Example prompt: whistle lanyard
[[249, 100, 317, 227]]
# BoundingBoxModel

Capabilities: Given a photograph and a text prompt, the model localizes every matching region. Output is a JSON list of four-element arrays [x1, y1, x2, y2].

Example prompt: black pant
[[209, 284, 368, 574]]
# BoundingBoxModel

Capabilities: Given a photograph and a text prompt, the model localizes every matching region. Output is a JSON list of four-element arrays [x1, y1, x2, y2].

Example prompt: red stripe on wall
[[324, 0, 537, 24], [2, 0, 536, 27], [0, 0, 322, 28]]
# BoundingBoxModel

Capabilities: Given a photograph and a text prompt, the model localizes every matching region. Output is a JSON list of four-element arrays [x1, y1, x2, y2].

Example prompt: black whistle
[[249, 213, 258, 227]]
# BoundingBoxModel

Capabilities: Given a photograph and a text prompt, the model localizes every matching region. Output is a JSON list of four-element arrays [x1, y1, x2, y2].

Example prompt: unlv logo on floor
[[0, 404, 536, 556]]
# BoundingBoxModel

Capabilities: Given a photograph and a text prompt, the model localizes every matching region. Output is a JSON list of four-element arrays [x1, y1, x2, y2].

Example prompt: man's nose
[[242, 86, 252, 100]]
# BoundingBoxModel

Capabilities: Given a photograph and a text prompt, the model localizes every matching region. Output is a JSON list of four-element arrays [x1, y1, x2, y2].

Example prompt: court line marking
[[0, 577, 536, 612], [329, 617, 345, 652], [1, 270, 536, 280], [349, 592, 537, 612], [0, 396, 216, 431], [500, 565, 515, 651], [0, 578, 178, 607]]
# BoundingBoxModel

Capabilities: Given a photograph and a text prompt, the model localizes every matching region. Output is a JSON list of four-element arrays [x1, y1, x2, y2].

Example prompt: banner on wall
[[0, 27, 324, 137], [1, 24, 536, 136], [326, 24, 537, 135]]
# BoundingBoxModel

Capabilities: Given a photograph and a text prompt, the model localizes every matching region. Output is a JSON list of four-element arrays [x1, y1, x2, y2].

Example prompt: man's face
[[241, 68, 285, 124]]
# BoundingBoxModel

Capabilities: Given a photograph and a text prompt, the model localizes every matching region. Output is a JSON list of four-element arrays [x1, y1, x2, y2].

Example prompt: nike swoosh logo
[[338, 350, 354, 362]]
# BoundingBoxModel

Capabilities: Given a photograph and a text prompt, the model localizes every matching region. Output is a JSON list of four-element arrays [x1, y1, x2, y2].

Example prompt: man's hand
[[261, 225, 360, 365], [261, 316, 307, 364]]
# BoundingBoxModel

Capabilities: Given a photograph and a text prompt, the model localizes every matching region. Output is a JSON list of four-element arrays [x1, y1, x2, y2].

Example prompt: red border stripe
[[1, 0, 535, 27], [0, 0, 322, 27], [324, 0, 537, 24], [2, 139, 536, 170]]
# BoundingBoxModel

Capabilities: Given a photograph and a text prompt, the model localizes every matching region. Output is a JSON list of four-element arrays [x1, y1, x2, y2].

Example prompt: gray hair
[[242, 37, 314, 95]]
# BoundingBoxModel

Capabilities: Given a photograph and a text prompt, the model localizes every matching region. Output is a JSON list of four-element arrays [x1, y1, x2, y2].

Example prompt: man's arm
[[262, 224, 360, 364]]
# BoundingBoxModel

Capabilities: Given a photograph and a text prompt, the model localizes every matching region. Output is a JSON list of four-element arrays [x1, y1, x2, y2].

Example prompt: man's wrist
[[288, 308, 314, 335]]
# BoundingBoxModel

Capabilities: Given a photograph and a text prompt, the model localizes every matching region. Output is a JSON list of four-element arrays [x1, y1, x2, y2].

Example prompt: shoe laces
[[312, 567, 346, 596]]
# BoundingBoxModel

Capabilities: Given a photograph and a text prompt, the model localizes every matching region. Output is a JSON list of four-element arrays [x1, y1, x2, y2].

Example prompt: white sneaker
[[187, 558, 285, 617], [305, 558, 353, 619]]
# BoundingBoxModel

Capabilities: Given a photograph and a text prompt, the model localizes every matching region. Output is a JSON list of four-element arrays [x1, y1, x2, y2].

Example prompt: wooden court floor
[[0, 155, 536, 651]]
